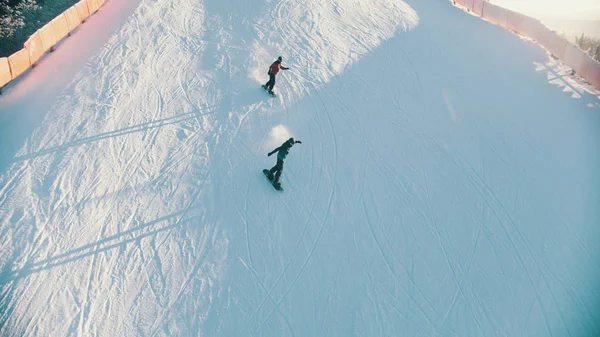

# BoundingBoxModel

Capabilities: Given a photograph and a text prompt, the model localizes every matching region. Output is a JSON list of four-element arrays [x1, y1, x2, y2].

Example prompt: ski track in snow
[[0, 0, 599, 336]]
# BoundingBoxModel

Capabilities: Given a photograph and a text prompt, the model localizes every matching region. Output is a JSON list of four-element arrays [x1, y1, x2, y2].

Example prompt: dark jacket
[[268, 139, 301, 160]]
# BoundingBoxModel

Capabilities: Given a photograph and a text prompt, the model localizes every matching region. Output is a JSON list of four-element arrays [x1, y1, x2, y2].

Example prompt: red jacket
[[269, 62, 288, 75]]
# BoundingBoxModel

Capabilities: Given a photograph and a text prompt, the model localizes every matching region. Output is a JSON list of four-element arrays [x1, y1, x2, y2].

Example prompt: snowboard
[[261, 85, 277, 97], [263, 169, 283, 191]]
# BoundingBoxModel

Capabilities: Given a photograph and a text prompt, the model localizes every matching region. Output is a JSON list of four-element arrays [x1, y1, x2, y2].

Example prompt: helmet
[[277, 56, 282, 62], [287, 137, 295, 145]]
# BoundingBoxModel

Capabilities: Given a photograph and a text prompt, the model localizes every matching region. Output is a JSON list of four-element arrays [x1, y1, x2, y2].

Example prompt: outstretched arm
[[281, 66, 289, 70], [268, 146, 281, 156]]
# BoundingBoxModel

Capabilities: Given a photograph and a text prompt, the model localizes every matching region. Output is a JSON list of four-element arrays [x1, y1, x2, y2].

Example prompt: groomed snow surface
[[0, 0, 599, 336]]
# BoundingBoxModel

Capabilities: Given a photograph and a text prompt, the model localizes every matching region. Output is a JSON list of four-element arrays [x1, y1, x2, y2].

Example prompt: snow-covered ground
[[0, 0, 599, 336]]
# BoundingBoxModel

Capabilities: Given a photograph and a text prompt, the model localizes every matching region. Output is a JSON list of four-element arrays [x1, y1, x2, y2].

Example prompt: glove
[[268, 151, 273, 157], [295, 140, 302, 144]]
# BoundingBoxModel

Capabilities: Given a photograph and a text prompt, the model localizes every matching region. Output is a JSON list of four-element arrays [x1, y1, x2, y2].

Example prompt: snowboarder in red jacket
[[262, 56, 289, 95]]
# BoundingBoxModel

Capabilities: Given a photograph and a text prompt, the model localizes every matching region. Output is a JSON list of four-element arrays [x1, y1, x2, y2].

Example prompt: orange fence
[[0, 0, 106, 93], [453, 0, 600, 90], [0, 58, 11, 89], [458, 0, 486, 16]]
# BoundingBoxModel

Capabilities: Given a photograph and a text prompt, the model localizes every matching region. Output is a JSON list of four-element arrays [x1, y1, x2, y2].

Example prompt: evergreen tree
[[575, 33, 600, 62], [0, 0, 38, 39]]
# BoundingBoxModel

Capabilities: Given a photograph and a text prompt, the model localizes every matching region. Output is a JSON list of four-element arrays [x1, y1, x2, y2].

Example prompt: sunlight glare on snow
[[266, 124, 293, 150]]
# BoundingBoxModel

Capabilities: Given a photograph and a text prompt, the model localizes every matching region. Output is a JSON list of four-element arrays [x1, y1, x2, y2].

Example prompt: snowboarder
[[266, 137, 301, 189], [262, 56, 289, 95]]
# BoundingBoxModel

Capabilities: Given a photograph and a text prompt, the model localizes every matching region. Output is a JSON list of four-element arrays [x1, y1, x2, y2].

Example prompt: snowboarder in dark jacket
[[262, 56, 289, 95], [267, 137, 301, 187]]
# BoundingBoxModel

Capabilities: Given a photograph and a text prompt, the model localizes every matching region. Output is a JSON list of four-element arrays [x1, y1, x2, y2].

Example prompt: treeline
[[0, 0, 77, 57], [575, 33, 600, 62], [0, 0, 38, 38]]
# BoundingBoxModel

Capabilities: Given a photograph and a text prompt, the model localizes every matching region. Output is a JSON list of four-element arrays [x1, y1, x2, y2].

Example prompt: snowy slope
[[0, 0, 599, 336]]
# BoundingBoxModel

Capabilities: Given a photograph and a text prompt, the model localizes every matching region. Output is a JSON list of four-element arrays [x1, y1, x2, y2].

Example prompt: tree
[[0, 0, 38, 39], [575, 33, 600, 62]]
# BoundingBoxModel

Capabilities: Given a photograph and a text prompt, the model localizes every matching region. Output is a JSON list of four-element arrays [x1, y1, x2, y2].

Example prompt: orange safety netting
[[38, 21, 59, 52], [75, 0, 91, 21], [87, 0, 100, 14], [65, 6, 82, 31], [506, 10, 526, 32], [0, 57, 11, 88], [534, 25, 551, 47], [25, 32, 46, 65], [564, 44, 587, 74], [518, 17, 544, 43], [543, 31, 568, 59], [0, 0, 106, 91], [8, 49, 31, 79], [482, 3, 508, 28], [52, 14, 71, 43], [470, 0, 485, 16], [581, 57, 600, 89]]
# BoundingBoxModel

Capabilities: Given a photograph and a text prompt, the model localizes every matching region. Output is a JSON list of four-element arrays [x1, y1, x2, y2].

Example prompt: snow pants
[[264, 73, 276, 92], [269, 159, 284, 183]]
